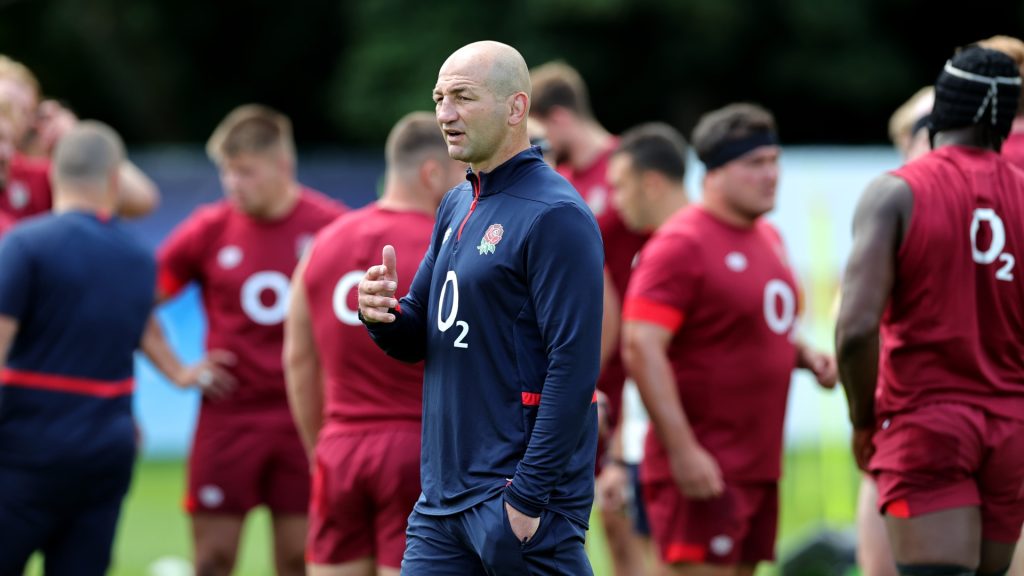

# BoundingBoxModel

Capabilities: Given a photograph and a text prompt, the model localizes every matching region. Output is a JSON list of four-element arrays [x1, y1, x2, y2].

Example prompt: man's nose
[[436, 98, 458, 123]]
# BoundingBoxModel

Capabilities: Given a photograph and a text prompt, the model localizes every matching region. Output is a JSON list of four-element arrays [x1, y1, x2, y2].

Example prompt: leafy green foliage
[[0, 0, 1020, 145]]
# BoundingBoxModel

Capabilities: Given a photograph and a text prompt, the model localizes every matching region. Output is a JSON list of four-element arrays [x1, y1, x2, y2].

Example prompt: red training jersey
[[557, 140, 650, 424], [880, 146, 1024, 421], [557, 140, 617, 218], [624, 206, 799, 483], [1001, 131, 1024, 170], [302, 203, 431, 432], [1, 153, 52, 221], [158, 188, 346, 427]]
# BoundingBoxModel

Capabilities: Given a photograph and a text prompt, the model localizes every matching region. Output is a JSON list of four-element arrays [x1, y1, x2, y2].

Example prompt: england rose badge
[[477, 224, 504, 255]]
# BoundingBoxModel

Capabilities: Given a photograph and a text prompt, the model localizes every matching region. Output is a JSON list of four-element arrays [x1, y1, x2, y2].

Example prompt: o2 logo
[[971, 208, 1015, 282], [437, 270, 470, 349], [241, 271, 291, 325], [763, 279, 796, 336]]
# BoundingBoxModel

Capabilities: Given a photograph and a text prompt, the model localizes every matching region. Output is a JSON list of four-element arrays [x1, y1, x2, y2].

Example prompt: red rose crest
[[478, 223, 504, 255]]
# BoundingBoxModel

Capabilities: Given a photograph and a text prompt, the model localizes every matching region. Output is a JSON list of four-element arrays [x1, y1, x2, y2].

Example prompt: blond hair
[[0, 100, 15, 125], [977, 35, 1024, 116], [0, 55, 40, 101], [206, 104, 296, 164], [887, 86, 934, 150], [385, 111, 448, 172]]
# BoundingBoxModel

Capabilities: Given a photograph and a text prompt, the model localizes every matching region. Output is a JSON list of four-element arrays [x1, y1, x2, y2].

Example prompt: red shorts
[[870, 402, 1024, 543], [308, 423, 421, 568], [643, 480, 777, 565], [185, 419, 310, 516]]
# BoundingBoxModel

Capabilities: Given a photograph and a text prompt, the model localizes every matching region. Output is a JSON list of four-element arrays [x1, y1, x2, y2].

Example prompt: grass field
[[25, 442, 859, 575]]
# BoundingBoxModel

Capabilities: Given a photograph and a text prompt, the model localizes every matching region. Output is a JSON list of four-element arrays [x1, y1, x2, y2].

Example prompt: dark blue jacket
[[367, 147, 603, 527], [0, 212, 155, 473]]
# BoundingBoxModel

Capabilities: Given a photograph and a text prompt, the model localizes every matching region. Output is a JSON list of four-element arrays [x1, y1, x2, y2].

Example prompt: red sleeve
[[157, 207, 214, 298], [622, 231, 702, 333], [302, 187, 349, 221], [326, 198, 348, 219], [759, 219, 783, 247]]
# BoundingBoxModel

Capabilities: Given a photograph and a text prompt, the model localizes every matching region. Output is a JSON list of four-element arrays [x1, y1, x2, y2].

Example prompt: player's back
[[882, 145, 1024, 419], [0, 211, 155, 470], [303, 203, 430, 430]]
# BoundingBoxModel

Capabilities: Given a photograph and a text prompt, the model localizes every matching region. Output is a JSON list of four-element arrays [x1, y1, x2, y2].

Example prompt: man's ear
[[419, 158, 442, 192], [509, 92, 529, 126]]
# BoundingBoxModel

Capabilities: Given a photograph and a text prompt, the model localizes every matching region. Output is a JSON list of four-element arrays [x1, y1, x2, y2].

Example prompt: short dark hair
[[385, 111, 447, 171], [691, 103, 777, 165], [529, 61, 593, 119], [52, 121, 125, 186], [614, 122, 688, 182]]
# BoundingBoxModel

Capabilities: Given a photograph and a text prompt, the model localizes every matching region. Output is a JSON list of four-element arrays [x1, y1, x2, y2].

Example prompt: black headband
[[701, 131, 779, 170], [931, 57, 1022, 137]]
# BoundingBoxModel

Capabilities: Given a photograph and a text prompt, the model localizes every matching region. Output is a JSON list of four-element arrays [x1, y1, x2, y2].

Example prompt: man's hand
[[34, 100, 77, 156], [669, 443, 724, 500], [358, 245, 399, 323], [596, 461, 630, 513], [173, 349, 237, 400], [852, 427, 876, 472], [799, 345, 838, 389], [504, 501, 540, 543]]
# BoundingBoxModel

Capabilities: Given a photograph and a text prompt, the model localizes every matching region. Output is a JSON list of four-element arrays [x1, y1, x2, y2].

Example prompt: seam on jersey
[[520, 202, 590, 263], [477, 161, 545, 198]]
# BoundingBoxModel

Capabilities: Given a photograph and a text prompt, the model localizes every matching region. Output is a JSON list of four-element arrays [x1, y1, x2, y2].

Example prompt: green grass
[[24, 442, 860, 575], [25, 460, 277, 576]]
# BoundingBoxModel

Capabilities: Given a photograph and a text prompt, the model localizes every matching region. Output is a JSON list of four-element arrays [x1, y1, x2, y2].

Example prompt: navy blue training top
[[367, 147, 604, 527], [0, 211, 155, 471]]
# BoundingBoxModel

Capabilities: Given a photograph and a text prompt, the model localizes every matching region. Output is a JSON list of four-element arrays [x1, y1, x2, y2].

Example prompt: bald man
[[0, 122, 156, 575], [358, 41, 604, 574]]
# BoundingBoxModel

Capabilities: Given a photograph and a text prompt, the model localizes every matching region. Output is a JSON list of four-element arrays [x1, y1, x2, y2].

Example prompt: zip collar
[[456, 146, 546, 242], [464, 146, 547, 197]]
